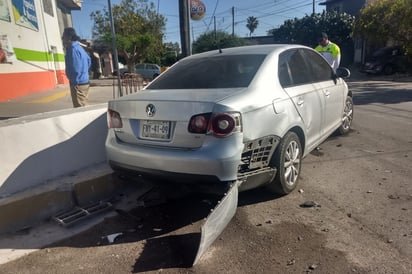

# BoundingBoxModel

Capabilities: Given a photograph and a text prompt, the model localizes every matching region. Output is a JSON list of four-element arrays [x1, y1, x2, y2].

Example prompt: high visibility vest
[[315, 41, 341, 71]]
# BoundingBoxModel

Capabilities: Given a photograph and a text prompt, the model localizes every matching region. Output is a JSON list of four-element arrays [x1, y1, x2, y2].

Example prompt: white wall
[[0, 105, 108, 197], [0, 0, 64, 74]]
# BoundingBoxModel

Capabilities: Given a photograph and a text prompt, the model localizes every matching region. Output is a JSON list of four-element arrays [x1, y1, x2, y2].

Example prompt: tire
[[383, 64, 394, 75], [338, 96, 354, 135], [267, 132, 302, 195]]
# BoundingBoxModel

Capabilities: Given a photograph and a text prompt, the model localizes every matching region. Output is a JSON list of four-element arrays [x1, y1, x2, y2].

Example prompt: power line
[[94, 0, 325, 42], [205, 0, 220, 32], [188, 0, 322, 39]]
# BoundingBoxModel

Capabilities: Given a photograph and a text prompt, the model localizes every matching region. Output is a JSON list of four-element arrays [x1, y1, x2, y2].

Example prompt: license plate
[[141, 120, 170, 139]]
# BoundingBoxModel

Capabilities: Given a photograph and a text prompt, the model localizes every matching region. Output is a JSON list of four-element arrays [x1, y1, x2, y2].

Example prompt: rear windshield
[[146, 54, 266, 89]]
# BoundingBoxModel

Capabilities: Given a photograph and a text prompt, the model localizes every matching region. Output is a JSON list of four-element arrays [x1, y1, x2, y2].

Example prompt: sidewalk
[[0, 79, 120, 120]]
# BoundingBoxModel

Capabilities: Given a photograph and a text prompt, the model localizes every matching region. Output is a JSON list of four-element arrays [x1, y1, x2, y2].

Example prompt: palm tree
[[246, 16, 259, 37]]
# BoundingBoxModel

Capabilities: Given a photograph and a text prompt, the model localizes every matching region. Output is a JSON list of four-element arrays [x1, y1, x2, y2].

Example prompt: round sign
[[190, 0, 206, 21]]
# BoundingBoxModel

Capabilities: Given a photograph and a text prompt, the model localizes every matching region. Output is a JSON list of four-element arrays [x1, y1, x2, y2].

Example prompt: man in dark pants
[[62, 27, 91, 107]]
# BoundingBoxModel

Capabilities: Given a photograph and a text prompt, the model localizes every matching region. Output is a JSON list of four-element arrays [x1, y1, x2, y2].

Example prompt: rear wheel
[[338, 96, 354, 135], [383, 64, 394, 75], [267, 132, 302, 195]]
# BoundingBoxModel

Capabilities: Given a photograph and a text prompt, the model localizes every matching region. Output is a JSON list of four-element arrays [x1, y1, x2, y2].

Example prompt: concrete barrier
[[0, 105, 113, 234]]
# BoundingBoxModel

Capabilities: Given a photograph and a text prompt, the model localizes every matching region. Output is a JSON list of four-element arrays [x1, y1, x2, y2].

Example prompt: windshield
[[146, 54, 266, 89]]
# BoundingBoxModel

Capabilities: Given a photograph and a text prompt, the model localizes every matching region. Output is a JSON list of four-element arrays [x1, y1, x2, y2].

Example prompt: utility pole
[[214, 16, 216, 40], [313, 0, 315, 15], [232, 6, 234, 36], [178, 0, 190, 57], [107, 0, 122, 97]]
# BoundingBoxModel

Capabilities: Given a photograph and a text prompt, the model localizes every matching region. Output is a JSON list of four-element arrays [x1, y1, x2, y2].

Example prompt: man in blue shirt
[[62, 28, 91, 107]]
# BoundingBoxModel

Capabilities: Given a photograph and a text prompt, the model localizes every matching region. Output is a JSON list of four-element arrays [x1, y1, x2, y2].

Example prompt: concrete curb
[[0, 175, 155, 265], [0, 105, 111, 235], [0, 163, 114, 235]]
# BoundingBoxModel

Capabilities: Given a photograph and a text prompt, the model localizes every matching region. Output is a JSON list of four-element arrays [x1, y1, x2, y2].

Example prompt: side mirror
[[335, 67, 351, 78]]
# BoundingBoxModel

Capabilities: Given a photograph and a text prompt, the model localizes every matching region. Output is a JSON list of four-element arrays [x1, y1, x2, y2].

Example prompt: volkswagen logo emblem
[[146, 104, 156, 117]]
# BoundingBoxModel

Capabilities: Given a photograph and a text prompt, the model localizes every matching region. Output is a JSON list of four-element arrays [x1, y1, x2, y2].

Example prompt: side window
[[279, 49, 312, 87], [278, 52, 292, 87], [301, 49, 333, 82], [287, 50, 312, 86]]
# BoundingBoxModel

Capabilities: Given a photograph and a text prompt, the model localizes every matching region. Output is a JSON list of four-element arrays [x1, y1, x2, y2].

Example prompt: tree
[[354, 0, 412, 56], [90, 0, 166, 73], [246, 16, 259, 37], [161, 42, 180, 66], [192, 31, 246, 54], [268, 11, 355, 65]]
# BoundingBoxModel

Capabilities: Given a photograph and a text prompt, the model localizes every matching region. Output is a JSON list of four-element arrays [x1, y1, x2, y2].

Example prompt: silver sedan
[[106, 44, 353, 195]]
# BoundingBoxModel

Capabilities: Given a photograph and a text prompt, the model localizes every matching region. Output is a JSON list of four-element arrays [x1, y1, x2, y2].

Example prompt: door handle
[[324, 90, 330, 96], [297, 97, 304, 106]]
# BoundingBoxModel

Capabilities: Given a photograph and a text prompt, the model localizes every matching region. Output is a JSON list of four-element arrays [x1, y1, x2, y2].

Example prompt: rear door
[[278, 49, 323, 151], [301, 49, 345, 137]]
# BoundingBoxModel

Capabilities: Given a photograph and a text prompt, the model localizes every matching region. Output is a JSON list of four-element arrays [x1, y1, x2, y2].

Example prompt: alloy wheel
[[284, 140, 301, 187], [341, 98, 353, 131]]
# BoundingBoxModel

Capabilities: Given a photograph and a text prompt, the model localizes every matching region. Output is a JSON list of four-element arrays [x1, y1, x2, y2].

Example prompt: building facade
[[319, 0, 367, 16], [0, 0, 81, 101]]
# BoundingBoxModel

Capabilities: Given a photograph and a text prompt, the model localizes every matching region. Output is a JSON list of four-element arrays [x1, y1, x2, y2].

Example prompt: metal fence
[[121, 73, 145, 95]]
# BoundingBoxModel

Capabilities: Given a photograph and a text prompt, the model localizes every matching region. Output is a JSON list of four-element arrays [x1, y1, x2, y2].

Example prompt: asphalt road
[[0, 77, 411, 273]]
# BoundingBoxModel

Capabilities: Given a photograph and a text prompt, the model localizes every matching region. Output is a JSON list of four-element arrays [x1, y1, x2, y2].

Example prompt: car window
[[391, 48, 400, 56], [147, 54, 266, 89], [136, 64, 144, 69], [279, 49, 312, 87], [147, 64, 156, 70], [278, 52, 292, 87], [300, 49, 334, 82]]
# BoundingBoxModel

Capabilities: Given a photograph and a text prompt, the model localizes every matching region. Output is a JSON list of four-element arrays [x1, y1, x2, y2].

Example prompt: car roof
[[186, 44, 308, 59]]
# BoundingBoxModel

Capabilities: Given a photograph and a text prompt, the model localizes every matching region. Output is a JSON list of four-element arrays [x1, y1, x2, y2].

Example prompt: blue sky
[[72, 0, 325, 44]]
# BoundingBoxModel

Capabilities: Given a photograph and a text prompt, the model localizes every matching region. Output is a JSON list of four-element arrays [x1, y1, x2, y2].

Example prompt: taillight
[[188, 112, 242, 137], [107, 109, 123, 128], [209, 113, 241, 137], [188, 113, 211, 134]]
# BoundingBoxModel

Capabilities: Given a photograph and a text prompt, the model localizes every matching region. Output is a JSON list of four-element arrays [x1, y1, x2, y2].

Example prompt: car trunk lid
[[109, 88, 242, 148]]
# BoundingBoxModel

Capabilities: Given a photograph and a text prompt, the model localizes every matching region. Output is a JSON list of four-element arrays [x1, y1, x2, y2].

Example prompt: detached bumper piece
[[53, 201, 113, 227], [193, 180, 241, 265]]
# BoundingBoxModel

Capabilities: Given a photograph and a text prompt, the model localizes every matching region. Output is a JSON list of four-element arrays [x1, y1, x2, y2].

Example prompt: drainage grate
[[53, 201, 113, 227]]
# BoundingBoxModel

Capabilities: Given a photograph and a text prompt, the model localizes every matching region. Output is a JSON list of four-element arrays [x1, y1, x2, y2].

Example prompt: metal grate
[[53, 201, 113, 227]]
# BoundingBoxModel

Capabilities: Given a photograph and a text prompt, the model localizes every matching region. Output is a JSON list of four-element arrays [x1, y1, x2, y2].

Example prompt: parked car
[[360, 46, 410, 75], [106, 45, 353, 195], [112, 68, 128, 78], [135, 63, 161, 80]]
